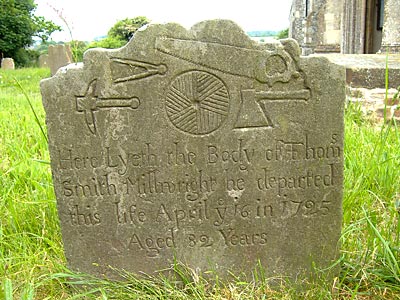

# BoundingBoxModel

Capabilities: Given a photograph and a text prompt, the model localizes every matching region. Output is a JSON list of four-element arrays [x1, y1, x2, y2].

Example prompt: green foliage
[[78, 17, 150, 60], [0, 0, 60, 65], [394, 85, 400, 102], [0, 0, 36, 57], [13, 48, 39, 68], [276, 28, 289, 39], [32, 15, 62, 43], [0, 278, 13, 300], [108, 16, 150, 41], [67, 40, 88, 63], [0, 68, 61, 299], [55, 16, 150, 62], [33, 40, 58, 55], [86, 36, 126, 50]]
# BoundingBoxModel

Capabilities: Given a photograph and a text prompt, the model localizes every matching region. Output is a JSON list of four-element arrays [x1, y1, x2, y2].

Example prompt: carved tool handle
[[96, 97, 140, 109]]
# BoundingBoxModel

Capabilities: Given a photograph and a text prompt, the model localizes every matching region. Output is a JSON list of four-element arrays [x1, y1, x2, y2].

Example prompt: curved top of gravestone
[[42, 19, 308, 138], [43, 19, 303, 96], [1, 58, 15, 70]]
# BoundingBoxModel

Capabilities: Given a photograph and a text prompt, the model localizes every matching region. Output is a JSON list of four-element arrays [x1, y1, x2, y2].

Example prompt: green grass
[[0, 68, 399, 299]]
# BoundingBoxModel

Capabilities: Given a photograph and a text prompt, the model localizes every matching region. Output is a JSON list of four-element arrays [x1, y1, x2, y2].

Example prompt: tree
[[0, 0, 60, 61], [67, 40, 88, 63], [276, 28, 289, 40], [86, 36, 126, 51], [84, 16, 150, 55], [32, 15, 62, 43], [0, 0, 35, 58], [108, 16, 150, 42]]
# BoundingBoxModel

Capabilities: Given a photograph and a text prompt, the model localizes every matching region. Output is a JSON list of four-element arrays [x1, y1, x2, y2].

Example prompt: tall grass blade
[[21, 282, 34, 300], [362, 207, 400, 282], [12, 76, 48, 143], [32, 159, 51, 165], [383, 50, 389, 122], [2, 278, 13, 300]]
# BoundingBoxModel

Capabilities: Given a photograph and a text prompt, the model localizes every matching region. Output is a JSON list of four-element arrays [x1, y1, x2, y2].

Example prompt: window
[[305, 0, 309, 17], [377, 0, 384, 30]]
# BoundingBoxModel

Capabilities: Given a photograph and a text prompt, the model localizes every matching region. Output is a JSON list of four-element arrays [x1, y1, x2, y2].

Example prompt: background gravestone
[[41, 20, 345, 282], [1, 58, 15, 70], [47, 44, 73, 76], [38, 53, 49, 69]]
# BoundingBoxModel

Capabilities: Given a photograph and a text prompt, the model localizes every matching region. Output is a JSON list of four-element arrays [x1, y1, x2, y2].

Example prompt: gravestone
[[41, 20, 345, 283], [38, 54, 49, 68], [1, 58, 15, 70], [47, 44, 73, 76]]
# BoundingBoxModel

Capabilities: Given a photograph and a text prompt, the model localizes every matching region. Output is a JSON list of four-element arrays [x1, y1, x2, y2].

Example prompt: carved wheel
[[165, 71, 229, 135]]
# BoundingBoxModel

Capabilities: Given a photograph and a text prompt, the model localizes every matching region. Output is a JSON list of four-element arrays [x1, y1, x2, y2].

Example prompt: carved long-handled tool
[[76, 79, 140, 135]]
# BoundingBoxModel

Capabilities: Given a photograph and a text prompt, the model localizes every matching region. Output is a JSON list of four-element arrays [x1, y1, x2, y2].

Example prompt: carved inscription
[[59, 134, 342, 257], [126, 228, 176, 257], [165, 71, 230, 135]]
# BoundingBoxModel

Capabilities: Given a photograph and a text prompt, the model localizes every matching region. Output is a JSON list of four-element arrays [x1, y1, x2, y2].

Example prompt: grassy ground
[[0, 68, 399, 299]]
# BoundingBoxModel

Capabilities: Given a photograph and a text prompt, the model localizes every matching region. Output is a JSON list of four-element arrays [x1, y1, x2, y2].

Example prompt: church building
[[289, 0, 400, 55]]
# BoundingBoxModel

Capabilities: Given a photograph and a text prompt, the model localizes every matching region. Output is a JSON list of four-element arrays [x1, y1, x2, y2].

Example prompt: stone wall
[[290, 0, 343, 55], [290, 0, 399, 54], [289, 0, 306, 46], [348, 87, 400, 123]]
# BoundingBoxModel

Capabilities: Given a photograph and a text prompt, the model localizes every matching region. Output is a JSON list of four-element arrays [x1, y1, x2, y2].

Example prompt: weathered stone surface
[[312, 53, 400, 89], [47, 44, 73, 76], [380, 0, 400, 53], [1, 58, 15, 70], [41, 20, 345, 282]]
